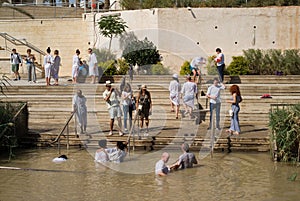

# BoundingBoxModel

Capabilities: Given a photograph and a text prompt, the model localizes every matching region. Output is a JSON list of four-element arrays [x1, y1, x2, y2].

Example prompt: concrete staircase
[[2, 75, 300, 152]]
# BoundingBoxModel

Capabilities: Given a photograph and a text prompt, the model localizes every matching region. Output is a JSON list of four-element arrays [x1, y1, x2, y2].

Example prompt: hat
[[105, 80, 111, 87], [172, 74, 178, 79], [141, 84, 147, 89], [98, 139, 107, 148]]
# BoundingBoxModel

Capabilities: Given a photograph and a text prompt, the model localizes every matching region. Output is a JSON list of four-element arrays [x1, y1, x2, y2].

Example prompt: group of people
[[169, 73, 198, 120], [71, 48, 98, 84], [169, 47, 241, 135], [10, 48, 41, 83], [155, 143, 198, 176], [94, 139, 127, 163], [9, 47, 100, 86], [103, 80, 152, 136]]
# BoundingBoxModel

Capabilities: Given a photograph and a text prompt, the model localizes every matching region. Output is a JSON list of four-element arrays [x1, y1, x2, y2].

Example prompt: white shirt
[[215, 53, 225, 66], [88, 53, 97, 68], [207, 84, 225, 104], [11, 53, 22, 64], [103, 89, 120, 109], [44, 54, 53, 68]]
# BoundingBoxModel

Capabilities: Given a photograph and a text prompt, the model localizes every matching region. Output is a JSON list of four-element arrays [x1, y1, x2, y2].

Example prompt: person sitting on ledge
[[170, 143, 197, 170]]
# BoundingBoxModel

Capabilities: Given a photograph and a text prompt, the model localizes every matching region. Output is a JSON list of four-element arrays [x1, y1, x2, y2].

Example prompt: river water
[[0, 148, 299, 201]]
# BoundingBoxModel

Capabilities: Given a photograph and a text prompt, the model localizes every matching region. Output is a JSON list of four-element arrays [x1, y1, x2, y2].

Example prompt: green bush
[[179, 61, 191, 75], [99, 60, 117, 76], [151, 62, 170, 75], [122, 37, 161, 74], [206, 56, 218, 75], [117, 59, 129, 75], [269, 104, 300, 162], [93, 48, 116, 63], [243, 49, 300, 75], [226, 56, 249, 75]]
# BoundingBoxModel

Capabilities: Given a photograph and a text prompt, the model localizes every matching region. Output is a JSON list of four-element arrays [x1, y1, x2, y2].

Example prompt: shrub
[[226, 56, 249, 75], [122, 37, 161, 74], [269, 104, 300, 162], [93, 48, 116, 63], [117, 59, 129, 75], [151, 62, 170, 75], [99, 60, 117, 76], [206, 56, 218, 75], [243, 49, 300, 75], [179, 61, 191, 75]]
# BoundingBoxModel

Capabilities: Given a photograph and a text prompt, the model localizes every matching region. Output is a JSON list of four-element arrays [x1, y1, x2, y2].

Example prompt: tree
[[122, 37, 161, 74], [98, 15, 128, 51]]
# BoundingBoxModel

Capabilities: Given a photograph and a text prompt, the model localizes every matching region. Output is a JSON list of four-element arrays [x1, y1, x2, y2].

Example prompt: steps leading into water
[[2, 75, 300, 152]]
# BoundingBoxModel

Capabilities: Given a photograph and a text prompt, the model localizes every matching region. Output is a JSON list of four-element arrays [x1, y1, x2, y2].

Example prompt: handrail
[[0, 32, 45, 73], [52, 111, 76, 143]]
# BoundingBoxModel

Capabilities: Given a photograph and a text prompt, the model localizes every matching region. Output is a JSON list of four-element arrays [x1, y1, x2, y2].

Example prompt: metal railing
[[52, 111, 77, 154], [0, 32, 45, 73]]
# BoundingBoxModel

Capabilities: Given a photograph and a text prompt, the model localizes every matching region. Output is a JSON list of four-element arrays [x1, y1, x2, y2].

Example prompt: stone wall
[[93, 7, 300, 73], [0, 18, 90, 76], [1, 7, 299, 76]]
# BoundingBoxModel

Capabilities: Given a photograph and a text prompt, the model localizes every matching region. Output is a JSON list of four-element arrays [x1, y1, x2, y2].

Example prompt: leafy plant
[[93, 48, 116, 63], [179, 61, 191, 75], [99, 60, 117, 76], [269, 104, 300, 162], [117, 59, 129, 75], [151, 62, 170, 75], [206, 55, 218, 75], [226, 56, 249, 75], [98, 15, 128, 51], [122, 37, 161, 73]]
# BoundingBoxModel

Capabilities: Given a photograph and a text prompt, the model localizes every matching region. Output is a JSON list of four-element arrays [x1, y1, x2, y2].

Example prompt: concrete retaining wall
[[0, 7, 299, 76]]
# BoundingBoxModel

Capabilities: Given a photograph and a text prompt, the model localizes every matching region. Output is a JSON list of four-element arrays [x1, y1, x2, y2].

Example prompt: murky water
[[0, 148, 299, 201]]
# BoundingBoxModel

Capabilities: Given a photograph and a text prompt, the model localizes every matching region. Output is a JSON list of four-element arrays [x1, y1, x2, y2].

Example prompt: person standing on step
[[88, 48, 98, 84], [52, 49, 61, 86], [10, 48, 22, 81], [169, 74, 181, 119], [73, 89, 87, 134], [214, 48, 225, 83], [121, 83, 133, 133], [25, 49, 36, 83], [136, 85, 152, 136], [72, 49, 80, 84], [103, 80, 124, 136], [226, 85, 242, 135], [44, 47, 53, 86], [206, 77, 225, 130], [181, 75, 198, 119]]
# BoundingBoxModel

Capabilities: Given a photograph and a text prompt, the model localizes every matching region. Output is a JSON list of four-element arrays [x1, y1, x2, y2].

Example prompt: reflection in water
[[0, 148, 299, 201]]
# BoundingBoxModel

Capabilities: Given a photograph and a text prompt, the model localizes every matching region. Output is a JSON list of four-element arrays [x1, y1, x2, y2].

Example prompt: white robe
[[169, 80, 181, 106], [88, 53, 98, 76], [181, 81, 197, 108]]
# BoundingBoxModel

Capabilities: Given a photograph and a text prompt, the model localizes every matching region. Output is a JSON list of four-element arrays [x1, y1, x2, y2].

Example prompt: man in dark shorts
[[11, 49, 22, 81]]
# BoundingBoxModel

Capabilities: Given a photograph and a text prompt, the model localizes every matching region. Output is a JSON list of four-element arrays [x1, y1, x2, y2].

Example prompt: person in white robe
[[73, 89, 87, 134], [88, 48, 98, 84], [72, 49, 80, 84], [181, 75, 198, 119], [169, 74, 181, 119]]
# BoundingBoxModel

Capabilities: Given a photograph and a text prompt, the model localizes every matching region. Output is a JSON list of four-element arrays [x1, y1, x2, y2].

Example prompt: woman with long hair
[[52, 50, 61, 86], [136, 85, 152, 136], [122, 83, 133, 132], [226, 84, 242, 135]]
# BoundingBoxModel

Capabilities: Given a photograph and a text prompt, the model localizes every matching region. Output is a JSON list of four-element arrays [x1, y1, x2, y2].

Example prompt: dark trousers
[[217, 64, 225, 83], [209, 102, 221, 129]]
